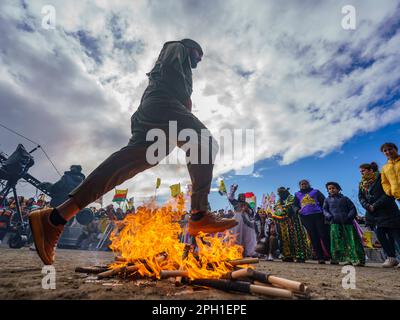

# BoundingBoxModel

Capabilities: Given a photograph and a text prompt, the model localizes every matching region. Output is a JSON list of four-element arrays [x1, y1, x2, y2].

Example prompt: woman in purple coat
[[294, 180, 331, 264]]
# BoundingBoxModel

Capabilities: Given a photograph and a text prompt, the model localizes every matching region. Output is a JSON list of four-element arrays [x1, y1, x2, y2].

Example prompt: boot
[[188, 211, 238, 236], [29, 208, 64, 265]]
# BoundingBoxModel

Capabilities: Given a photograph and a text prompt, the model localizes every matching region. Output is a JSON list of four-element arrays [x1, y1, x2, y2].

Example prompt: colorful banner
[[245, 192, 256, 209], [269, 192, 276, 204], [218, 179, 227, 195], [112, 189, 128, 202], [261, 193, 267, 211], [169, 183, 181, 197]]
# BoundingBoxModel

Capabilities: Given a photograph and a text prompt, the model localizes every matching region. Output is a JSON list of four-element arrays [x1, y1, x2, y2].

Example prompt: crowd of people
[[0, 195, 133, 249], [1, 142, 399, 268], [199, 142, 400, 268]]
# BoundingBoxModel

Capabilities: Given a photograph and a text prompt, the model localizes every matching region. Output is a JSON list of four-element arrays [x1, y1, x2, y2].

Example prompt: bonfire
[[75, 195, 310, 299]]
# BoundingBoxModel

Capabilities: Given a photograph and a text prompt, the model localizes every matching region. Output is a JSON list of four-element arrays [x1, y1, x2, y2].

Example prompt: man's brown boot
[[29, 208, 64, 265], [188, 211, 238, 236]]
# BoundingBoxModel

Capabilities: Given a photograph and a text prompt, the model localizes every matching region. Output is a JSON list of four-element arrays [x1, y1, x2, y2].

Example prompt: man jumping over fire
[[29, 39, 238, 265]]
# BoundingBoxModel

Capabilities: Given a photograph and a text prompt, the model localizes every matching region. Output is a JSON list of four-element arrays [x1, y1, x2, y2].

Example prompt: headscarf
[[360, 171, 379, 193]]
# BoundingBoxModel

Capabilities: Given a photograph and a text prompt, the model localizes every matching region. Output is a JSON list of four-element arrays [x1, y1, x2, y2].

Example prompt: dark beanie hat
[[70, 165, 82, 172], [180, 39, 203, 55], [277, 187, 290, 193], [325, 181, 342, 191]]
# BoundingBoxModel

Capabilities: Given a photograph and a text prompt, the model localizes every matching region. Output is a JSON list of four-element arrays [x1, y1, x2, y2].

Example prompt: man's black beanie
[[180, 38, 203, 55]]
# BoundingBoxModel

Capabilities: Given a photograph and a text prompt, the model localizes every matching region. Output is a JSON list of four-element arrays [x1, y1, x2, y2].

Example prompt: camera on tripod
[[0, 144, 35, 248], [0, 144, 94, 249]]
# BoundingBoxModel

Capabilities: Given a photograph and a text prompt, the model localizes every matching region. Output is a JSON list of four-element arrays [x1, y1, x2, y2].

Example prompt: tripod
[[0, 145, 40, 248], [0, 177, 30, 248]]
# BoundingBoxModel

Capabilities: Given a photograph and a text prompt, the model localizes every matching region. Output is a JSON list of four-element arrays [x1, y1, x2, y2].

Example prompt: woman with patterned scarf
[[272, 187, 311, 262], [358, 162, 400, 268]]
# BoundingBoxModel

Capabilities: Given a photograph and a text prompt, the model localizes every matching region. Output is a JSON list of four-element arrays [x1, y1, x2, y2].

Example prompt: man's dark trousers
[[70, 96, 218, 212]]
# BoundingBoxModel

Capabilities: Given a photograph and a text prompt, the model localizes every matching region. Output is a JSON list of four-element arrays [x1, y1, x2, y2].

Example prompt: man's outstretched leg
[[29, 144, 153, 265], [29, 100, 237, 264], [181, 130, 238, 236], [187, 162, 238, 236]]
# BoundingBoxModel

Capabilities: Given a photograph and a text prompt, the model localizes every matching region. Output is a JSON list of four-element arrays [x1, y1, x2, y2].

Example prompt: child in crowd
[[264, 212, 279, 260], [323, 182, 365, 266]]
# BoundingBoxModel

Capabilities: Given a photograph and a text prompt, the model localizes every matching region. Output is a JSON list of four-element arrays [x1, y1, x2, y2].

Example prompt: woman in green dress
[[323, 182, 365, 266]]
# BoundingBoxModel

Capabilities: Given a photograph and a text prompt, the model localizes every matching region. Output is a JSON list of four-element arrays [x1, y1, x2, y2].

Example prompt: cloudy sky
[[1, 0, 399, 209]]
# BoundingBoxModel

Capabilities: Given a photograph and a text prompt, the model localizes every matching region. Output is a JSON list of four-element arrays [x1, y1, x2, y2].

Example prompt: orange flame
[[109, 194, 243, 279]]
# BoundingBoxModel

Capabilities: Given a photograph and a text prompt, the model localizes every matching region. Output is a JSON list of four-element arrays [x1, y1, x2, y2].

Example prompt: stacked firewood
[[75, 256, 311, 299]]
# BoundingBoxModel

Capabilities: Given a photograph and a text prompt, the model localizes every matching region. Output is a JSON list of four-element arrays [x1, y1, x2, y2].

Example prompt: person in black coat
[[358, 162, 400, 267]]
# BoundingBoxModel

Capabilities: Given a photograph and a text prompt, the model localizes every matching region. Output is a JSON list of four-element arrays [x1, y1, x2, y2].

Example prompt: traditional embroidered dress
[[330, 224, 365, 265], [272, 195, 311, 261]]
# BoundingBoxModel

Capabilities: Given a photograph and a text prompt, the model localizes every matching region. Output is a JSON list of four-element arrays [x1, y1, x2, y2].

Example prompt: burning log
[[161, 257, 259, 281], [97, 265, 128, 279], [187, 278, 293, 299], [226, 268, 306, 293], [114, 252, 167, 264], [252, 281, 311, 299], [226, 258, 259, 266], [115, 256, 127, 262], [160, 270, 189, 279], [75, 266, 109, 274], [99, 254, 168, 279]]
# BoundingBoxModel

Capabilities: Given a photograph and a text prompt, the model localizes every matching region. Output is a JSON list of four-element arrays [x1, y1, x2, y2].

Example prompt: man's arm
[[161, 42, 192, 107]]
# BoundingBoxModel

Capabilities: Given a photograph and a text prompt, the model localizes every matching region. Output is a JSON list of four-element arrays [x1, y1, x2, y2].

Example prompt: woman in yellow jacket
[[381, 142, 400, 202]]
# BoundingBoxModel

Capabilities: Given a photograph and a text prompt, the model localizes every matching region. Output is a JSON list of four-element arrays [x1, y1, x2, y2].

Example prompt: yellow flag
[[170, 183, 181, 197], [218, 180, 227, 195], [363, 231, 374, 249], [156, 178, 161, 189]]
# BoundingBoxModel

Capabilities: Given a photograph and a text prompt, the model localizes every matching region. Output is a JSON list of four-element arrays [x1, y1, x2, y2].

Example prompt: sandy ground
[[1, 246, 399, 300]]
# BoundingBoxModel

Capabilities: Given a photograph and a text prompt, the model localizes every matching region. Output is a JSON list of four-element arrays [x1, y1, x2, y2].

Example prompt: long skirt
[[330, 224, 365, 265], [277, 215, 311, 261]]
